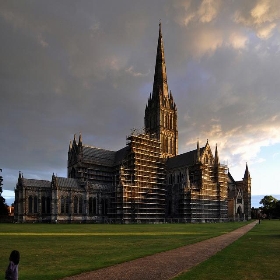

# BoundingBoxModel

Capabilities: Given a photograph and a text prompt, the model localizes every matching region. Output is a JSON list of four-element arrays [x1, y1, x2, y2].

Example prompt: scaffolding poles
[[116, 133, 166, 223], [168, 163, 228, 223]]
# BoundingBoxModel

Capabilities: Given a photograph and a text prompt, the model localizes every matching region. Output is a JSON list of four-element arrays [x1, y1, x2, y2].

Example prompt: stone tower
[[144, 23, 178, 158]]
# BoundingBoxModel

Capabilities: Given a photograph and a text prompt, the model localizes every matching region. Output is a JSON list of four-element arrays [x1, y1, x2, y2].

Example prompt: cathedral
[[14, 24, 251, 223]]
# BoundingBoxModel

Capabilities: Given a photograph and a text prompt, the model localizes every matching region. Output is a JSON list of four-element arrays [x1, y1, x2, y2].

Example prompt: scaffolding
[[188, 163, 228, 222], [166, 162, 228, 223], [113, 132, 166, 223]]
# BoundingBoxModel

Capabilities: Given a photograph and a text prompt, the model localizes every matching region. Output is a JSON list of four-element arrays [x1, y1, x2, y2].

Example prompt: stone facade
[[14, 24, 251, 223]]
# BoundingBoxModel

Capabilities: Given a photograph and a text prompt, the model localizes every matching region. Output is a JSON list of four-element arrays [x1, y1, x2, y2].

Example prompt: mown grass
[[0, 222, 249, 280], [174, 220, 280, 280]]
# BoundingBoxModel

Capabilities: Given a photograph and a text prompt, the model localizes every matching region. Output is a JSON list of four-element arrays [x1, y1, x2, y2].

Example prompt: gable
[[200, 142, 214, 164]]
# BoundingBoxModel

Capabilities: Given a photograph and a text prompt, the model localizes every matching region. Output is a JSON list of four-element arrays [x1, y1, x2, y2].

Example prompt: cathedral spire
[[152, 22, 169, 98], [144, 23, 178, 158]]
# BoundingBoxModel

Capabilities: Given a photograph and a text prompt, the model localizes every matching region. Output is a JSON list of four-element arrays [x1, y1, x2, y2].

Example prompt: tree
[[0, 169, 9, 217], [260, 195, 279, 218]]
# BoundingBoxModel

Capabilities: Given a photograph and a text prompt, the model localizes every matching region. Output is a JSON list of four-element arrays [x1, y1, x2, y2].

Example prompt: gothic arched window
[[46, 197, 51, 214], [61, 196, 65, 214], [101, 199, 108, 215], [65, 197, 70, 214], [42, 196, 46, 214], [74, 196, 78, 214], [89, 197, 93, 215], [89, 197, 97, 215], [34, 196, 38, 213], [79, 196, 83, 214], [28, 196, 33, 213], [93, 197, 97, 215]]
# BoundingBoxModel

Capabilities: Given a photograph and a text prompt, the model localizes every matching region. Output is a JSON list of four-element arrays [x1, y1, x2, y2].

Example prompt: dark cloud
[[1, 0, 280, 197]]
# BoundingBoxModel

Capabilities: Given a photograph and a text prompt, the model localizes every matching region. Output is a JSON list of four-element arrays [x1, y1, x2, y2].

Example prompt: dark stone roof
[[83, 146, 116, 166], [227, 171, 236, 184], [166, 148, 204, 169], [82, 145, 129, 167], [56, 177, 81, 188], [21, 177, 83, 189], [114, 146, 129, 165], [21, 178, 51, 188]]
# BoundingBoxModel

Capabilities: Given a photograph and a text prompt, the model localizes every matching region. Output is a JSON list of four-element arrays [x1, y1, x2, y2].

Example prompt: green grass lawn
[[0, 222, 250, 280], [174, 220, 280, 280]]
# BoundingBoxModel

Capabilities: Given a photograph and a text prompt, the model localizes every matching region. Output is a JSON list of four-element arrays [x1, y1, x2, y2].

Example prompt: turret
[[78, 133, 83, 153], [73, 134, 77, 145], [196, 140, 200, 163], [68, 140, 72, 152], [214, 144, 220, 166], [51, 173, 57, 189], [244, 163, 251, 180], [78, 133, 82, 146]]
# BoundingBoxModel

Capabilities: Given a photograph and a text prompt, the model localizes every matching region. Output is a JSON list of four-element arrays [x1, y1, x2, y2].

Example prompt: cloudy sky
[[1, 0, 280, 205]]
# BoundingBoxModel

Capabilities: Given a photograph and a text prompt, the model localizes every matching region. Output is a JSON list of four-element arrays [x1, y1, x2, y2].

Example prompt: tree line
[[259, 195, 280, 219]]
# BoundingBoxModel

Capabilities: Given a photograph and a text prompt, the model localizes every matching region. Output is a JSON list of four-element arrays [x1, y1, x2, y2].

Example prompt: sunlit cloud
[[233, 0, 280, 40], [125, 66, 149, 77], [251, 1, 270, 21], [257, 22, 276, 39], [198, 0, 220, 23], [227, 32, 248, 49], [173, 0, 221, 26], [189, 29, 223, 56]]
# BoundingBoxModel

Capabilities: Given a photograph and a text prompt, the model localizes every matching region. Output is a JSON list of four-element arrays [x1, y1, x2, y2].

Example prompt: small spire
[[69, 140, 72, 151], [52, 172, 57, 182], [78, 133, 82, 145], [196, 139, 200, 163], [214, 143, 220, 165], [52, 173, 57, 188], [244, 162, 251, 179]]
